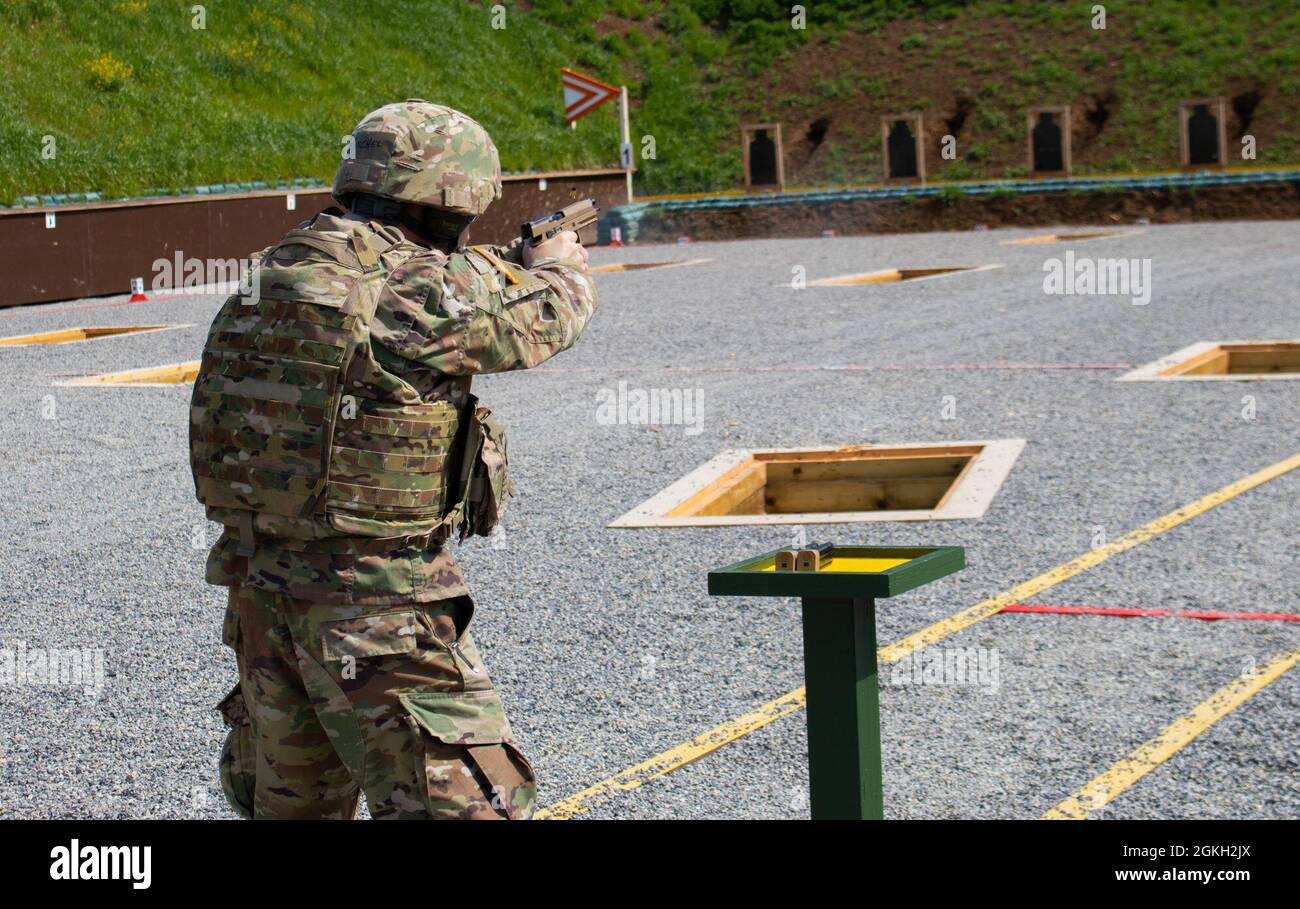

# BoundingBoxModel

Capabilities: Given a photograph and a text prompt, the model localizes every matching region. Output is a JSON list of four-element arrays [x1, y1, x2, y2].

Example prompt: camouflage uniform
[[194, 101, 598, 819]]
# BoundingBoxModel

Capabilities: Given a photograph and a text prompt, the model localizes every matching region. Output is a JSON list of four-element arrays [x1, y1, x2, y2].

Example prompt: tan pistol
[[509, 197, 599, 250]]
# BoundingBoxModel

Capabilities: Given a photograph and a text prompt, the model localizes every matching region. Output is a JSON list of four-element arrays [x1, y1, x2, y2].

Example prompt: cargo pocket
[[216, 683, 256, 820], [320, 611, 421, 662], [321, 607, 466, 691], [398, 688, 536, 820], [457, 399, 513, 540]]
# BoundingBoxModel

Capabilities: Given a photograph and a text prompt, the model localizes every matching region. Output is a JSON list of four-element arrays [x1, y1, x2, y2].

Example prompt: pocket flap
[[501, 272, 549, 303], [321, 611, 420, 661], [221, 603, 241, 649], [398, 688, 513, 745], [216, 683, 248, 726]]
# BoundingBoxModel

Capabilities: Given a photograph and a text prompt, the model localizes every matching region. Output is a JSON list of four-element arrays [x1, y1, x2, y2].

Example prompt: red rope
[[1001, 604, 1299, 623]]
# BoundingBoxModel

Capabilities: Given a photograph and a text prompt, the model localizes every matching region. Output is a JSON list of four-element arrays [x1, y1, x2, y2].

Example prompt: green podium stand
[[708, 545, 964, 820]]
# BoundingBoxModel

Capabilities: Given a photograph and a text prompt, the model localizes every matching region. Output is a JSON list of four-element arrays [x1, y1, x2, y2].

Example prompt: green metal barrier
[[708, 545, 964, 819], [602, 168, 1300, 242]]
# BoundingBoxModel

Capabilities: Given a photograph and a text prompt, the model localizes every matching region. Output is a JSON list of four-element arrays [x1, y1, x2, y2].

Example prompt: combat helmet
[[333, 99, 502, 219]]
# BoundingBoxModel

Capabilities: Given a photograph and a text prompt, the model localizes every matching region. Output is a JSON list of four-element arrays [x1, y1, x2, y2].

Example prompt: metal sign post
[[619, 86, 633, 203]]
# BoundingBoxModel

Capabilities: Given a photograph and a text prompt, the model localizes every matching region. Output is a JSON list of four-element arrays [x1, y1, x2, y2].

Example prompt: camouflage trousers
[[216, 585, 536, 820]]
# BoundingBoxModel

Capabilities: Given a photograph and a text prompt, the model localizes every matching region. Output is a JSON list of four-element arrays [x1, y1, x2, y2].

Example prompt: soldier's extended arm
[[374, 246, 598, 375]]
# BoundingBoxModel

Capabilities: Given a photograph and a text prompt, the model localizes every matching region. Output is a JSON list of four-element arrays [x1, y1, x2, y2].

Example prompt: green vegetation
[[1, 0, 1298, 204], [936, 184, 964, 204], [2, 0, 732, 201]]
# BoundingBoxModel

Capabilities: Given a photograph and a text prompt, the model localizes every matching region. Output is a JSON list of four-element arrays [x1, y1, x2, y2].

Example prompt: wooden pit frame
[[0, 324, 189, 348], [55, 359, 201, 387], [1026, 105, 1072, 177], [608, 439, 1026, 528], [1118, 341, 1300, 382], [1178, 97, 1228, 169], [740, 123, 785, 193], [1000, 229, 1141, 246], [588, 258, 713, 274], [880, 113, 926, 185], [805, 264, 1003, 286]]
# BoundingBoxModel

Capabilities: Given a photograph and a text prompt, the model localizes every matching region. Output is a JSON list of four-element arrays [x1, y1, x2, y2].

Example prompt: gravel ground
[[0, 220, 1295, 819]]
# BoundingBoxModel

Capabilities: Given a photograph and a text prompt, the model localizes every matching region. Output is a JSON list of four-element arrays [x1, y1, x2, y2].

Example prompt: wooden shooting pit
[[1120, 341, 1300, 382], [881, 114, 925, 184], [806, 264, 1001, 286], [1180, 98, 1228, 169], [0, 325, 181, 347], [1001, 230, 1140, 246], [609, 440, 1025, 527], [1027, 106, 1072, 177], [56, 360, 201, 386], [741, 123, 785, 192], [588, 258, 712, 274]]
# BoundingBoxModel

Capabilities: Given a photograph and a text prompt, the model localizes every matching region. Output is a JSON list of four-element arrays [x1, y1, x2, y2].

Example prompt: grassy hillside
[[1, 1, 1298, 204], [736, 1, 1300, 185]]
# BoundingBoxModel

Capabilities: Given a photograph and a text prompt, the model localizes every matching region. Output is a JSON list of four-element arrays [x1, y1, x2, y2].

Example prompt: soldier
[[189, 100, 598, 819]]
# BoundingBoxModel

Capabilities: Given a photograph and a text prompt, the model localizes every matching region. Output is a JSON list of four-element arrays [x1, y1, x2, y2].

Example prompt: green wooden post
[[800, 596, 883, 820], [707, 545, 964, 821]]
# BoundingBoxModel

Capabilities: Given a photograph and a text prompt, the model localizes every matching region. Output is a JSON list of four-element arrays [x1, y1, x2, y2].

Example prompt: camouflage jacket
[[204, 210, 598, 605]]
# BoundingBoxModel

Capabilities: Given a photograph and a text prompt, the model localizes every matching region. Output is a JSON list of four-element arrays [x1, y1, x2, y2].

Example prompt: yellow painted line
[[535, 687, 808, 820], [539, 452, 1300, 819], [880, 450, 1300, 663], [1043, 650, 1300, 819]]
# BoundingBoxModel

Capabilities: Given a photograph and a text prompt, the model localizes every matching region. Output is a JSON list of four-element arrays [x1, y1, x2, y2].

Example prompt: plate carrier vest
[[189, 219, 473, 550]]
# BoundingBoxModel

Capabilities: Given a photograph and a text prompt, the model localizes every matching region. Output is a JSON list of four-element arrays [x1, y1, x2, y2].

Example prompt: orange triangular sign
[[562, 67, 620, 124]]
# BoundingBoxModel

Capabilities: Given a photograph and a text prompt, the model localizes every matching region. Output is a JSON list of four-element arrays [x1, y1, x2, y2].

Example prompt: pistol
[[509, 198, 599, 249]]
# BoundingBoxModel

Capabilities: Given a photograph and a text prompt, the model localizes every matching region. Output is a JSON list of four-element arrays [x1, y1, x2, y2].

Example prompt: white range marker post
[[619, 86, 633, 203]]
